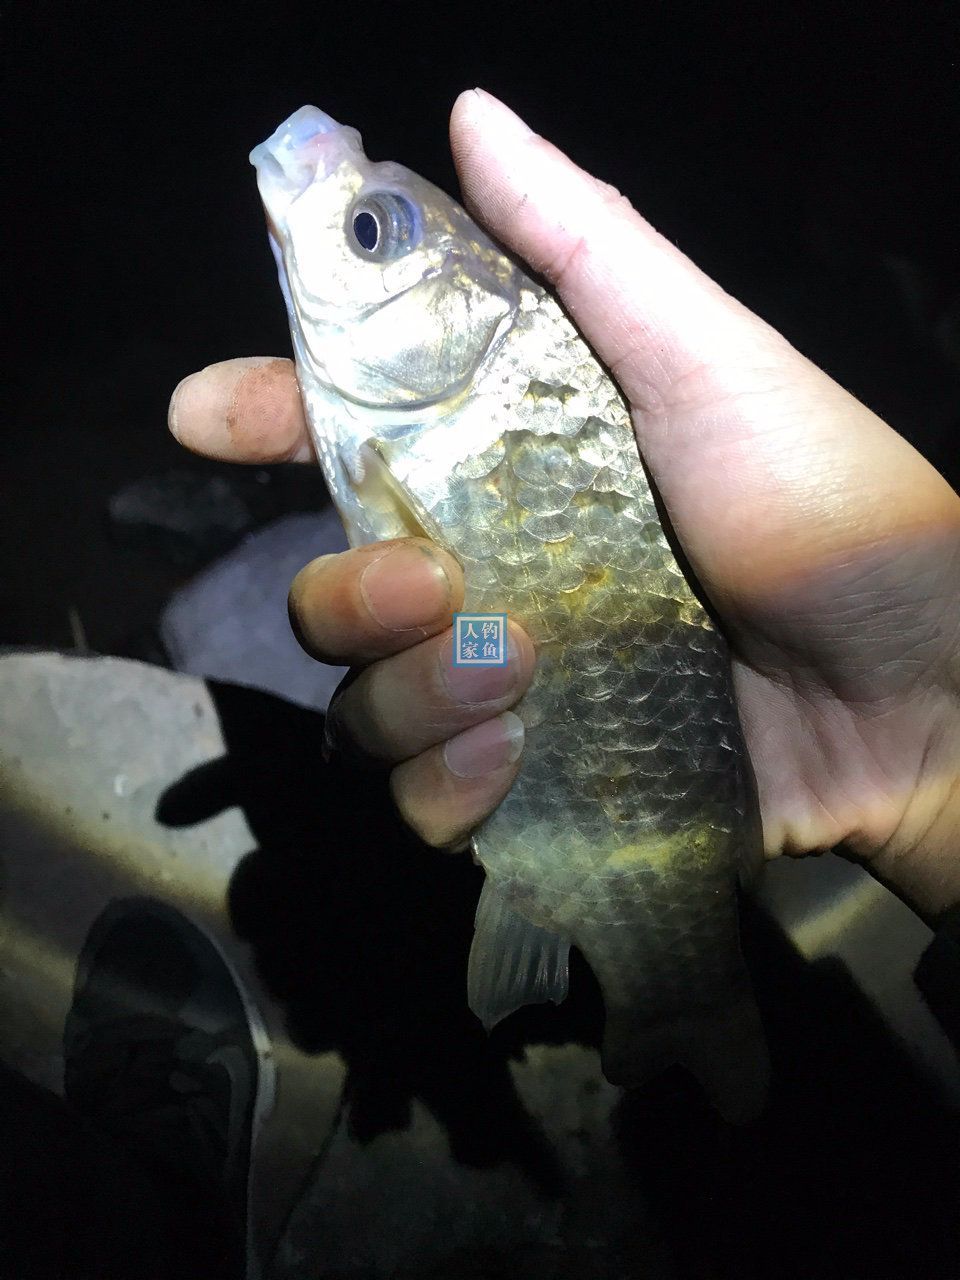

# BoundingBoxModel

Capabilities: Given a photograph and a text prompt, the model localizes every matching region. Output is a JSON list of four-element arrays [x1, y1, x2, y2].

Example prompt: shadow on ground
[[156, 681, 960, 1279]]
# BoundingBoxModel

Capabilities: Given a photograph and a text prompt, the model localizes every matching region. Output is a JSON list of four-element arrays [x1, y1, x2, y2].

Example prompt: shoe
[[63, 898, 274, 1278]]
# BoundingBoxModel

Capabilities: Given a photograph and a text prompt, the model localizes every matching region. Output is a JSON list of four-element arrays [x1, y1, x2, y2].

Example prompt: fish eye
[[347, 192, 419, 261], [353, 210, 379, 251]]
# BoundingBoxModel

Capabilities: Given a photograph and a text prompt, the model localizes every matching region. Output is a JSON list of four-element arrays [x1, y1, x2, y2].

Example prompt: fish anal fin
[[467, 877, 570, 1029]]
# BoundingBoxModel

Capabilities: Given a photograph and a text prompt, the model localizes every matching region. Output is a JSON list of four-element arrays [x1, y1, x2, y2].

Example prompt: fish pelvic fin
[[602, 990, 771, 1125], [467, 877, 570, 1029]]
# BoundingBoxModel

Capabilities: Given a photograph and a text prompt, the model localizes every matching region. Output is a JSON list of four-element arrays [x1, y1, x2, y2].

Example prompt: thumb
[[450, 89, 768, 408], [449, 89, 958, 615]]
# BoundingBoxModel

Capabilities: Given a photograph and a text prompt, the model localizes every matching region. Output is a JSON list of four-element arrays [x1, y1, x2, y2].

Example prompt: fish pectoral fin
[[602, 991, 771, 1126], [355, 440, 450, 547], [467, 877, 570, 1029]]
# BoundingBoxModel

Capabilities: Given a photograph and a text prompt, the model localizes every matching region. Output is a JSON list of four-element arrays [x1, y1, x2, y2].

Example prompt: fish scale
[[251, 105, 769, 1119], [379, 291, 759, 1083]]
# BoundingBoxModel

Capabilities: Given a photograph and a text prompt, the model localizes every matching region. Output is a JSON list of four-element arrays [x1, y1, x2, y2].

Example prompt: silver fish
[[251, 105, 769, 1120]]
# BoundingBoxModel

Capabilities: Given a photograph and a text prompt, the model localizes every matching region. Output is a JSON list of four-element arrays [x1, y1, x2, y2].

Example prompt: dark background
[[2, 0, 958, 655], [2, 3, 959, 1278]]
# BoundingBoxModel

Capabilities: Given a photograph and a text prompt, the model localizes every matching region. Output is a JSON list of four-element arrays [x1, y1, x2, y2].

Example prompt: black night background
[[2, 3, 958, 1278]]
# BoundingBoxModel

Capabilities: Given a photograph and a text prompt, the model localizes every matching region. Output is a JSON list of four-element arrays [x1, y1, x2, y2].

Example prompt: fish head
[[250, 106, 522, 429]]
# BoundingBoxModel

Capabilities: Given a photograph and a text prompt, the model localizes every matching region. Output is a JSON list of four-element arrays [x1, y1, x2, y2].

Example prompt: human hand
[[169, 90, 960, 921]]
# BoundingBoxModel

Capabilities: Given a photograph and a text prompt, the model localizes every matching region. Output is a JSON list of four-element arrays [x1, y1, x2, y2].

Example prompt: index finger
[[168, 356, 315, 463]]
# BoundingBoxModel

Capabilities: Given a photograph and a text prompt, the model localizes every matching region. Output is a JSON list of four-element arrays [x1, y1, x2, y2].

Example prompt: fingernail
[[359, 543, 452, 631], [296, 553, 337, 581], [167, 372, 198, 441], [470, 88, 533, 137], [443, 712, 525, 779], [441, 627, 521, 705]]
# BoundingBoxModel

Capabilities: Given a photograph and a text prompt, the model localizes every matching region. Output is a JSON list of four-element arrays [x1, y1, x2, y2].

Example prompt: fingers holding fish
[[289, 539, 463, 666], [168, 355, 315, 463], [390, 714, 526, 851], [325, 620, 535, 765], [289, 537, 535, 775]]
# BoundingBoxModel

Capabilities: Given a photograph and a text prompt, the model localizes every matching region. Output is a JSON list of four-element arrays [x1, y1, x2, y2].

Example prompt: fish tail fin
[[467, 877, 570, 1029], [602, 991, 770, 1125]]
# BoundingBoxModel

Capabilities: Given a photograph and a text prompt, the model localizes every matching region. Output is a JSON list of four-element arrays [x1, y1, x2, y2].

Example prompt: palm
[[727, 501, 959, 918], [618, 366, 960, 919]]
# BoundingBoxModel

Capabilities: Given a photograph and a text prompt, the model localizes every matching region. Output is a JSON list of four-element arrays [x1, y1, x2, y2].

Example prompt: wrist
[[867, 709, 960, 924]]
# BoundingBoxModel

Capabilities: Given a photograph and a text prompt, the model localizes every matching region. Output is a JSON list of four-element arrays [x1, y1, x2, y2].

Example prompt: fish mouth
[[250, 104, 363, 219], [276, 104, 343, 143]]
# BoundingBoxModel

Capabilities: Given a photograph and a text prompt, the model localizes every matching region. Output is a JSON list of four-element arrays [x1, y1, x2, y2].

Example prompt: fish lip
[[250, 104, 363, 216], [281, 104, 343, 142], [249, 105, 347, 168]]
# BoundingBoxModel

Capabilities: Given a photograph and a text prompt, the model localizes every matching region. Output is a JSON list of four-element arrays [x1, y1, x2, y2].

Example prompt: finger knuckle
[[592, 176, 633, 215], [391, 782, 444, 849]]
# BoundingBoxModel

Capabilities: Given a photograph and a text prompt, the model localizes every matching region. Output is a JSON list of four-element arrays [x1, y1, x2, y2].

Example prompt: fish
[[250, 105, 769, 1121]]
